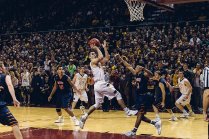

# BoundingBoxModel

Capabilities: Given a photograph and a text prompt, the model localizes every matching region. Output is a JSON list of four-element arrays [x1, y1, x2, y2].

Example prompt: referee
[[203, 64, 209, 122]]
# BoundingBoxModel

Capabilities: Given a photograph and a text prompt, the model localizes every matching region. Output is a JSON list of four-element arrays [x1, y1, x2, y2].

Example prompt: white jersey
[[75, 73, 88, 90], [21, 72, 30, 86], [178, 78, 190, 95], [90, 62, 105, 82]]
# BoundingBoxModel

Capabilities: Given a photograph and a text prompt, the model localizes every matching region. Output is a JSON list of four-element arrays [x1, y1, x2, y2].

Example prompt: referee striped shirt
[[203, 67, 209, 89]]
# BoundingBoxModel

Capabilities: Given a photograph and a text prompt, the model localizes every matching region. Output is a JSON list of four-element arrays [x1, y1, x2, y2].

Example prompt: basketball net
[[124, 0, 146, 22]]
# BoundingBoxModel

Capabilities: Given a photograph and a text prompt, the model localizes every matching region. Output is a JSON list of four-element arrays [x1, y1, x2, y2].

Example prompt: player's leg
[[186, 104, 195, 116], [125, 96, 161, 137], [0, 106, 23, 139], [152, 97, 161, 121], [54, 95, 64, 123], [165, 95, 177, 121], [203, 89, 209, 121], [72, 93, 79, 110], [79, 91, 103, 129], [80, 91, 89, 114], [105, 83, 137, 116], [175, 95, 189, 118]]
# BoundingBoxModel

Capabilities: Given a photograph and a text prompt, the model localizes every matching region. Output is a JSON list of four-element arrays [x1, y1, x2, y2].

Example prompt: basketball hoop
[[124, 0, 146, 22]]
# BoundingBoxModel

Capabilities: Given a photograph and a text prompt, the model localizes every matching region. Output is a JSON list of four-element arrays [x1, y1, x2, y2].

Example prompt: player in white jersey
[[79, 40, 137, 129], [175, 70, 195, 118], [21, 68, 31, 105], [72, 66, 88, 114]]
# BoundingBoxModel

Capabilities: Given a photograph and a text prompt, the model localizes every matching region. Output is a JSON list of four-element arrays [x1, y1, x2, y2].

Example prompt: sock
[[150, 120, 156, 125], [83, 113, 88, 119], [71, 116, 77, 121], [189, 110, 193, 112], [171, 113, 175, 117], [59, 116, 63, 119], [182, 109, 187, 114], [156, 114, 160, 119], [123, 107, 129, 112], [132, 127, 138, 133]]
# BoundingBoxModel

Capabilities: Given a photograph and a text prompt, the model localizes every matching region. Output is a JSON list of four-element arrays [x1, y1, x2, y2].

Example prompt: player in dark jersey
[[48, 65, 81, 125], [152, 71, 177, 121], [116, 55, 162, 137], [0, 62, 23, 139]]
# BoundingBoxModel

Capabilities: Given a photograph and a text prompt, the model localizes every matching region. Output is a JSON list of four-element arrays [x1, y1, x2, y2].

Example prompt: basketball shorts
[[176, 93, 191, 106], [153, 94, 172, 110], [94, 81, 122, 105], [73, 91, 88, 102], [0, 105, 18, 126], [135, 94, 148, 114], [56, 93, 72, 109]]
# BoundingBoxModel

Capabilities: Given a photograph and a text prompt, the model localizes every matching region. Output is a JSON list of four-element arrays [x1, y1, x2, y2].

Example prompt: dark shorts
[[153, 94, 172, 110], [56, 93, 72, 109], [135, 94, 148, 114], [0, 105, 18, 126]]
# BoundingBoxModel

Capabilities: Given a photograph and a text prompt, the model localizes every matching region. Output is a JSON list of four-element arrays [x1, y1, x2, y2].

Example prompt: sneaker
[[179, 113, 189, 118], [154, 120, 162, 135], [54, 116, 64, 123], [73, 119, 80, 126], [124, 131, 136, 137], [80, 106, 86, 114], [79, 115, 87, 129], [126, 110, 138, 116], [169, 116, 178, 121], [189, 111, 195, 117]]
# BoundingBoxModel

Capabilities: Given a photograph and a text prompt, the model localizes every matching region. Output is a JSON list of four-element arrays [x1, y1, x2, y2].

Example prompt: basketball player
[[152, 71, 177, 121], [116, 55, 162, 136], [0, 62, 23, 139], [72, 66, 89, 114], [175, 70, 195, 118], [48, 65, 80, 125], [79, 40, 137, 129], [202, 65, 209, 121], [21, 67, 31, 105]]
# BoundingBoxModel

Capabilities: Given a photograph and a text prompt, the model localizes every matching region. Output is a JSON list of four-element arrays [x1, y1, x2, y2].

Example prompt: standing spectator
[[31, 69, 44, 106], [202, 64, 209, 121], [68, 59, 76, 79], [21, 67, 31, 106], [193, 63, 202, 111]]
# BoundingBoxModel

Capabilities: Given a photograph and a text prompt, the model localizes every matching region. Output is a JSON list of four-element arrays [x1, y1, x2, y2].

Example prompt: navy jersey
[[134, 72, 148, 94], [0, 73, 7, 106], [54, 74, 72, 94], [154, 78, 170, 99]]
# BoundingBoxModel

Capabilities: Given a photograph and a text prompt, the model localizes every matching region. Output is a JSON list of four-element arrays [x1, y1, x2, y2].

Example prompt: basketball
[[88, 38, 101, 47]]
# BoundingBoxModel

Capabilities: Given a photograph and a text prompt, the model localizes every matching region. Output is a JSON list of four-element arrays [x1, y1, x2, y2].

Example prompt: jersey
[[54, 74, 72, 94], [74, 73, 88, 90], [134, 72, 148, 95], [90, 62, 105, 82], [0, 73, 7, 106], [21, 72, 30, 86], [178, 78, 190, 95]]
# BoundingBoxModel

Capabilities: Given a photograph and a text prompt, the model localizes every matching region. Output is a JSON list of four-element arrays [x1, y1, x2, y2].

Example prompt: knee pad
[[93, 103, 101, 109], [115, 92, 122, 100], [56, 108, 61, 112]]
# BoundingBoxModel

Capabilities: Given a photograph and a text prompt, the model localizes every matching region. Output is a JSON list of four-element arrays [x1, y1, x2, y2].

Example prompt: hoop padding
[[124, 0, 146, 22]]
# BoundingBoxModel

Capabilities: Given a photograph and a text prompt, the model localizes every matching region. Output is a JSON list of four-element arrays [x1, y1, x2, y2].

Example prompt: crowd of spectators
[[0, 21, 208, 113], [0, 0, 209, 34]]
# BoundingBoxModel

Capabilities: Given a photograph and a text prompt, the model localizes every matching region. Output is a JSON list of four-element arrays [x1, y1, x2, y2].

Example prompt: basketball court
[[0, 107, 208, 139]]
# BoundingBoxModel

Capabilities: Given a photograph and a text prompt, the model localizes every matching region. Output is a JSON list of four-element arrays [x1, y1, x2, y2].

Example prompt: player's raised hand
[[13, 99, 20, 107], [102, 40, 107, 48]]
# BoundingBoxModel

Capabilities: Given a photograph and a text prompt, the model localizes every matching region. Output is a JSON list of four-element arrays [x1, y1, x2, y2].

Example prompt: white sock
[[123, 107, 129, 112], [83, 113, 88, 119], [156, 114, 160, 119], [182, 109, 187, 114], [71, 116, 77, 121], [59, 116, 63, 119]]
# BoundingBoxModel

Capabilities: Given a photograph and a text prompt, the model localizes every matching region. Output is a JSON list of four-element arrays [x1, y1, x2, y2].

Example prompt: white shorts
[[176, 94, 191, 106], [73, 91, 88, 102], [94, 80, 122, 104]]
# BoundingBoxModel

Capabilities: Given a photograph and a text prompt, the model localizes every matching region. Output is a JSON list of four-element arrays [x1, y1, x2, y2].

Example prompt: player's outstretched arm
[[48, 82, 57, 102], [91, 46, 104, 65], [115, 54, 137, 75], [5, 75, 20, 107], [101, 40, 110, 65]]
